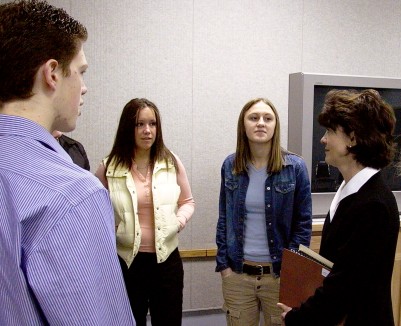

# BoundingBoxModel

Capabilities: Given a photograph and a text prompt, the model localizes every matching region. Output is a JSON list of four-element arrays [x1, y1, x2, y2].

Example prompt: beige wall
[[13, 0, 401, 311]]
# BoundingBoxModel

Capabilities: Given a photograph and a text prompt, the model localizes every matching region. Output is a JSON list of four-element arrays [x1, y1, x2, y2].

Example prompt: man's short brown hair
[[0, 0, 88, 103]]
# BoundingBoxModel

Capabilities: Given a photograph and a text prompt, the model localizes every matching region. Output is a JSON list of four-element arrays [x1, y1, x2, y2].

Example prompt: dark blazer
[[58, 135, 90, 171], [285, 172, 400, 326]]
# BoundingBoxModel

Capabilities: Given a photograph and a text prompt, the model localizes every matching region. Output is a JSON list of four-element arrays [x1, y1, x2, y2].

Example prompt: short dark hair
[[0, 0, 88, 103], [318, 89, 396, 169], [105, 98, 178, 174]]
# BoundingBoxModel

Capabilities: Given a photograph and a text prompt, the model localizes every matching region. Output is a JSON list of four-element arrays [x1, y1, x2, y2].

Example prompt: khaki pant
[[221, 270, 282, 326]]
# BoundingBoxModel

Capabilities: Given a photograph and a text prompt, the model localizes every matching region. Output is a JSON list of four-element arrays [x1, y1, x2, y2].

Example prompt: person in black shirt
[[278, 89, 400, 326], [52, 130, 90, 171]]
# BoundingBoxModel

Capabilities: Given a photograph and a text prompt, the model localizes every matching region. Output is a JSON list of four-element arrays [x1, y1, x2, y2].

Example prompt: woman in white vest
[[95, 98, 195, 326]]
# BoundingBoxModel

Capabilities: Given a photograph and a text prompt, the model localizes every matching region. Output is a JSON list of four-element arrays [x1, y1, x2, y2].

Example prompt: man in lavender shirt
[[0, 1, 135, 325]]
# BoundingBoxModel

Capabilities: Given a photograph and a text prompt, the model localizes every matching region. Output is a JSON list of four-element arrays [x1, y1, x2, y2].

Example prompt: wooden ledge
[[180, 248, 217, 258]]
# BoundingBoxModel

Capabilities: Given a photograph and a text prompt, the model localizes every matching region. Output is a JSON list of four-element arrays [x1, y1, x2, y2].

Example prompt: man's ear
[[42, 59, 60, 90]]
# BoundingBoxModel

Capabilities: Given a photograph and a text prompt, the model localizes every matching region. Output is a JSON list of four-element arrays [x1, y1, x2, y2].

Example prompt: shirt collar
[[329, 167, 379, 221], [0, 114, 72, 162]]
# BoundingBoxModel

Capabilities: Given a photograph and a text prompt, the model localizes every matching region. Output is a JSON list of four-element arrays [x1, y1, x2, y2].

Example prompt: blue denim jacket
[[216, 152, 312, 277]]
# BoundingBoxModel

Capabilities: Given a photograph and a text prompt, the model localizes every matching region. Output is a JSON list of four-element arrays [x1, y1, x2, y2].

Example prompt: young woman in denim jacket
[[216, 98, 312, 326], [96, 98, 195, 326]]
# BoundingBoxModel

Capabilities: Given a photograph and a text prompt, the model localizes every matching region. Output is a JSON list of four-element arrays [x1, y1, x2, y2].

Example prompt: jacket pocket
[[163, 219, 180, 240], [225, 180, 239, 191], [116, 212, 135, 246], [274, 182, 295, 194]]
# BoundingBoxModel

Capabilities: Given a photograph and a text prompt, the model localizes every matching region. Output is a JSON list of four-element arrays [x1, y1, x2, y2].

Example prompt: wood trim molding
[[180, 248, 217, 259]]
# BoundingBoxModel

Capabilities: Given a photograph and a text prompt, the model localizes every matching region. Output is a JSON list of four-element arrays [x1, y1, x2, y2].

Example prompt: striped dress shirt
[[0, 114, 135, 325]]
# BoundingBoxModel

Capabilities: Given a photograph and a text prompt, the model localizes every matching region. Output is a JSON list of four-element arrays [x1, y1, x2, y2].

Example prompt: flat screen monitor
[[287, 72, 401, 218]]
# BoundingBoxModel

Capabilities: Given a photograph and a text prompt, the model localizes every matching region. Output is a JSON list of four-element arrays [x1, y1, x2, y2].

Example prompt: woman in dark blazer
[[278, 89, 400, 326]]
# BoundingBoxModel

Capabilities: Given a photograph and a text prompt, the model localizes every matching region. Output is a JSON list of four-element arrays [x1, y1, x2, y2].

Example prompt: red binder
[[279, 246, 332, 307]]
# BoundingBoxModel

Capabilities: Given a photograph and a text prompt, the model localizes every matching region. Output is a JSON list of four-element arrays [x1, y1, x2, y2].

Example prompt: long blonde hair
[[233, 98, 284, 174]]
